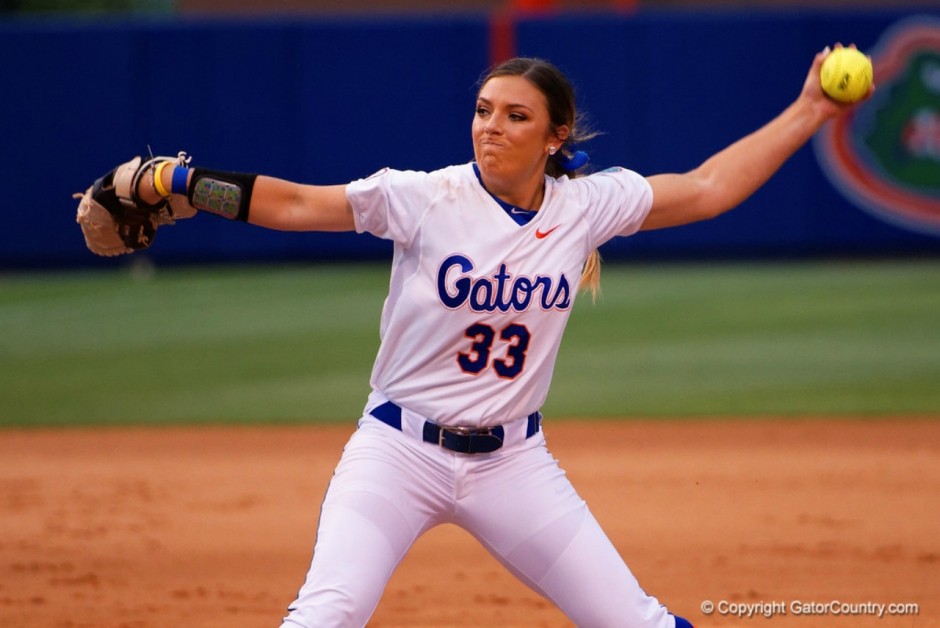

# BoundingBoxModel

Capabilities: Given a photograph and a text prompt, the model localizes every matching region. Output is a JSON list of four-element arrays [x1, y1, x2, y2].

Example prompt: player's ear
[[553, 125, 570, 143]]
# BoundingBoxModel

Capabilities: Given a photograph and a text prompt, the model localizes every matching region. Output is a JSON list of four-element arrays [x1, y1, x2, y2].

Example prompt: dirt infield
[[1, 419, 937, 628]]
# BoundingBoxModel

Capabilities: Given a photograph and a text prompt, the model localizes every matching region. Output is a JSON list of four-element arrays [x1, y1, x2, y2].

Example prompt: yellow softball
[[819, 47, 873, 103]]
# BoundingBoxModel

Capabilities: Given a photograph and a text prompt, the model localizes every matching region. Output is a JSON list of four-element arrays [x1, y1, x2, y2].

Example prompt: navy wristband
[[171, 166, 189, 195]]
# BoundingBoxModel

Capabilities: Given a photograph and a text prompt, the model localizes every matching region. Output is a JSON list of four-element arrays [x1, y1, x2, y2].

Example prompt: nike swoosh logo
[[535, 225, 561, 239]]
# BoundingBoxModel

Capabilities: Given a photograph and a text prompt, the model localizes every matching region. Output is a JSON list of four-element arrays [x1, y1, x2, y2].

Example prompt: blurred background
[[1, 0, 939, 268], [1, 0, 938, 424]]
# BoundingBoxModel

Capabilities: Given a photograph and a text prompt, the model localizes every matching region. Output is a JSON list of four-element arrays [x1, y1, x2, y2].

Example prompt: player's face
[[473, 76, 562, 192]]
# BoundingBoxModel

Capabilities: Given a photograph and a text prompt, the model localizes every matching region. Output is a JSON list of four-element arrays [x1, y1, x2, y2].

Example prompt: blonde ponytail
[[579, 248, 602, 302]]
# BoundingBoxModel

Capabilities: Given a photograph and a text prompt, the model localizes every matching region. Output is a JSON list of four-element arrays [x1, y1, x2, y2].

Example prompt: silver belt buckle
[[440, 425, 489, 446]]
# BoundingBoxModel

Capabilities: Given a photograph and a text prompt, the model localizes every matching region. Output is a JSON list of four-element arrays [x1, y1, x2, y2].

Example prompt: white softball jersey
[[281, 163, 689, 628], [347, 162, 653, 427]]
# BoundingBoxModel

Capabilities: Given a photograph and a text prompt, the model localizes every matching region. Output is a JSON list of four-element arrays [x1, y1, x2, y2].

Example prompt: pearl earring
[[548, 146, 558, 155]]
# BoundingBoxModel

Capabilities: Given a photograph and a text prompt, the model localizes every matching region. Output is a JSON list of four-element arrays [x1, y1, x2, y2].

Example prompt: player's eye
[[509, 112, 527, 122], [475, 106, 490, 118]]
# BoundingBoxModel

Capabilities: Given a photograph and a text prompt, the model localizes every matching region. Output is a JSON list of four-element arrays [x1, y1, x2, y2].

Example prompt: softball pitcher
[[76, 48, 869, 627]]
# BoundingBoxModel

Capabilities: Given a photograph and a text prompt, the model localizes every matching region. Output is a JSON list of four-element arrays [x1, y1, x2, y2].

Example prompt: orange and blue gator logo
[[814, 16, 940, 235]]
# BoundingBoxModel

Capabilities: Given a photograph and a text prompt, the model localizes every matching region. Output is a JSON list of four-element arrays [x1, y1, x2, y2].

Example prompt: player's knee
[[281, 590, 369, 628]]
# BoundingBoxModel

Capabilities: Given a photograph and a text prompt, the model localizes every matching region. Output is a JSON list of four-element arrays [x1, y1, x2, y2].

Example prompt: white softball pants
[[280, 415, 679, 628]]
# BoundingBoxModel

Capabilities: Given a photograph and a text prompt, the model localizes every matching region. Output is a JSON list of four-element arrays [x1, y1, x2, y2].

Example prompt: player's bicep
[[642, 172, 715, 231], [249, 178, 355, 232]]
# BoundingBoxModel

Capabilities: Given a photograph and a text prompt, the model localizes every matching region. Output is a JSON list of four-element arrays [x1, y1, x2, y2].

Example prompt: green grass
[[1, 259, 938, 427], [555, 260, 940, 418]]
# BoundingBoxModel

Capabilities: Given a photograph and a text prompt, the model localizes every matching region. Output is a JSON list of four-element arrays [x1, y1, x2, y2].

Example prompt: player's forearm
[[141, 165, 354, 231], [248, 177, 354, 232], [643, 96, 832, 231], [692, 96, 831, 216]]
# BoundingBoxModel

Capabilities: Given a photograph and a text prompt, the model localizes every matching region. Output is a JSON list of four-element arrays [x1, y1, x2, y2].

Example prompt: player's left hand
[[799, 44, 874, 119], [74, 153, 195, 256]]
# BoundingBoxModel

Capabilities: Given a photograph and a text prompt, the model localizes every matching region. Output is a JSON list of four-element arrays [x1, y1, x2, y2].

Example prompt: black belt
[[369, 401, 541, 454]]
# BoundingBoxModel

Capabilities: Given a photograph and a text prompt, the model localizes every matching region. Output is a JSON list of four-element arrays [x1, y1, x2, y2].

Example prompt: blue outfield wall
[[1, 8, 938, 269]]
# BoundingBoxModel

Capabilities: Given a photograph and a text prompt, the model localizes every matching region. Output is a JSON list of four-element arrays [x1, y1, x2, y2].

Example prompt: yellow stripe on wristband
[[153, 161, 172, 198]]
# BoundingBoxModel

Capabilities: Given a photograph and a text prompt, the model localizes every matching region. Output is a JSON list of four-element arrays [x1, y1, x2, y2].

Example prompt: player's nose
[[483, 114, 503, 134]]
